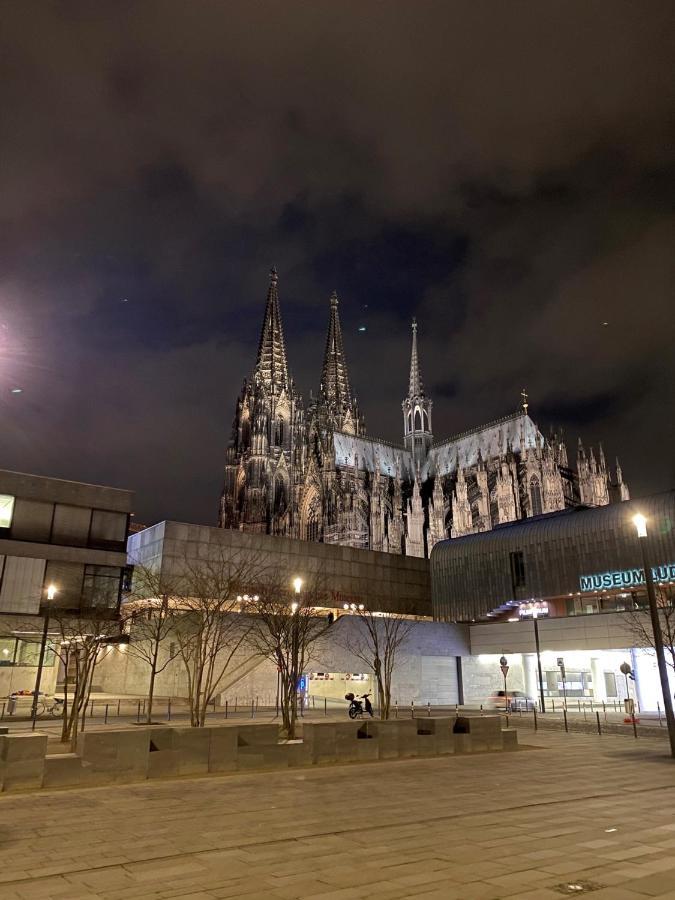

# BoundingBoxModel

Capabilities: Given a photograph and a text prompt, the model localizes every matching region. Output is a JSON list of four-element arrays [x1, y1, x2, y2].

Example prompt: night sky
[[2, 2, 673, 525]]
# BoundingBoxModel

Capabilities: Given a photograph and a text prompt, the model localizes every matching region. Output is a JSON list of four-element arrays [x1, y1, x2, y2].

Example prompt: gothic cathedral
[[219, 269, 630, 557]]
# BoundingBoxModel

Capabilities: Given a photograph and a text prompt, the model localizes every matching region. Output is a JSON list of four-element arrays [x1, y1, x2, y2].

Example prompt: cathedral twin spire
[[255, 267, 290, 395], [320, 291, 353, 411], [252, 268, 358, 429]]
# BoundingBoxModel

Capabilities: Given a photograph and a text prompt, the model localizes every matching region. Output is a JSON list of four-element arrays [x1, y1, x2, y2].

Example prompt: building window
[[0, 495, 15, 529], [81, 565, 122, 609], [530, 476, 543, 517], [0, 635, 55, 668], [89, 509, 126, 550], [509, 550, 526, 587]]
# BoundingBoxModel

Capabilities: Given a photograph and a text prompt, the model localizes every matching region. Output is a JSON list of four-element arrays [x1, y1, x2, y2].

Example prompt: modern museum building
[[431, 491, 675, 711]]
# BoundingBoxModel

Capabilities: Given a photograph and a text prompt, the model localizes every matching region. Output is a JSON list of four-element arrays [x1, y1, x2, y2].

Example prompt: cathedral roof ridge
[[431, 409, 527, 449], [333, 430, 406, 452]]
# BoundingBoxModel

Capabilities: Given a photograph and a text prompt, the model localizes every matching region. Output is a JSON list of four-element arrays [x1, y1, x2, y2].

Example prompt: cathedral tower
[[317, 292, 361, 434], [219, 268, 303, 533], [402, 318, 433, 468]]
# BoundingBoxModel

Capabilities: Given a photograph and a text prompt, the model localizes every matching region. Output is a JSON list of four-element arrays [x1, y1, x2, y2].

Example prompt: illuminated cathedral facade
[[218, 269, 629, 557]]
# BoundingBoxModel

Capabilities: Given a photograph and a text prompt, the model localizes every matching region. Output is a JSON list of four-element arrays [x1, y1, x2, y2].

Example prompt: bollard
[[657, 702, 662, 726], [168, 698, 172, 721], [563, 709, 568, 733], [225, 700, 228, 719], [137, 700, 141, 723], [480, 703, 483, 715], [104, 703, 109, 725], [90, 700, 95, 718], [596, 711, 601, 735], [631, 711, 638, 740], [251, 699, 255, 719], [427, 701, 431, 717], [395, 701, 398, 719], [256, 696, 259, 711], [410, 700, 414, 718], [324, 697, 327, 717], [578, 700, 581, 712], [533, 706, 538, 731], [117, 699, 121, 716], [552, 699, 556, 712], [583, 706, 587, 723]]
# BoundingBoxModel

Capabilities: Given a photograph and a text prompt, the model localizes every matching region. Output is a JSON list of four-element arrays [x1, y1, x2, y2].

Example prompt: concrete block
[[208, 726, 238, 773], [237, 744, 289, 771], [301, 723, 339, 764], [1, 732, 48, 762], [236, 724, 281, 747], [0, 733, 48, 791], [454, 733, 472, 754], [285, 740, 312, 768], [414, 717, 454, 755], [43, 754, 94, 789], [502, 728, 519, 751], [394, 719, 419, 758], [172, 726, 211, 775], [76, 728, 149, 781], [146, 727, 180, 778], [375, 720, 403, 760]]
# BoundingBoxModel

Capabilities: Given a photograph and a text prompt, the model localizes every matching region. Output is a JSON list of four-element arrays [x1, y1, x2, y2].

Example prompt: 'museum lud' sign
[[580, 563, 675, 592]]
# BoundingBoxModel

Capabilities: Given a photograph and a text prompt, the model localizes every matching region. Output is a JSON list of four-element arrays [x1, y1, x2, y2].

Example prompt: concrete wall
[[1, 715, 517, 792], [128, 521, 431, 616], [469, 611, 639, 655], [95, 615, 470, 707]]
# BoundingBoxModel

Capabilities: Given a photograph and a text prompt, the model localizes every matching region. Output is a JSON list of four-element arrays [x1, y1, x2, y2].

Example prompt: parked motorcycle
[[345, 692, 374, 719]]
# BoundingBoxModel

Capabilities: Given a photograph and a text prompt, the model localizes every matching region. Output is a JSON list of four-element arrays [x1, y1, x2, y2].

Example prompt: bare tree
[[623, 591, 675, 675], [122, 564, 181, 723], [337, 606, 414, 719], [171, 551, 264, 727], [49, 610, 122, 750], [248, 573, 332, 739]]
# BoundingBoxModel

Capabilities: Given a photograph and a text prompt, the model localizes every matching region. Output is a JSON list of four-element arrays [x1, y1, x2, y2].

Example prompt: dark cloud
[[1, 1, 673, 522]]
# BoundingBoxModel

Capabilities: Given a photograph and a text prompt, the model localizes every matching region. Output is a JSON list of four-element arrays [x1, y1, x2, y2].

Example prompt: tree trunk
[[147, 665, 157, 724]]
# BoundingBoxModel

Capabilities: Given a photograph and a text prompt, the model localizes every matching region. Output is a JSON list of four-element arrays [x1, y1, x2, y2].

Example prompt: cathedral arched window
[[414, 409, 422, 431], [306, 506, 320, 542], [276, 418, 284, 446], [530, 475, 543, 517]]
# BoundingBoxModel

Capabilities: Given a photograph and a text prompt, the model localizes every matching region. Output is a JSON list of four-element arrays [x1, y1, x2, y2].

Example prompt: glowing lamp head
[[46, 584, 58, 601], [293, 577, 303, 594], [290, 601, 299, 614], [632, 513, 648, 539]]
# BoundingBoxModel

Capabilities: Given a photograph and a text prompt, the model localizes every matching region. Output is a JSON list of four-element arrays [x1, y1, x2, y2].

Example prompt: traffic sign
[[500, 665, 509, 677]]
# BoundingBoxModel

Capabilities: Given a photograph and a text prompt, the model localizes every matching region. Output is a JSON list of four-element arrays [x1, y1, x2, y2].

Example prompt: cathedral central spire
[[402, 318, 433, 467], [254, 267, 289, 394], [320, 291, 352, 410], [408, 317, 424, 398]]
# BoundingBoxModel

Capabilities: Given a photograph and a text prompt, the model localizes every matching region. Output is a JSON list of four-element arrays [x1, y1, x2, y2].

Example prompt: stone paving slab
[[0, 731, 673, 898]]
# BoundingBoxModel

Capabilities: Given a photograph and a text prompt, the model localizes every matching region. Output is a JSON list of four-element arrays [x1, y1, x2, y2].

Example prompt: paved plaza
[[0, 731, 674, 900]]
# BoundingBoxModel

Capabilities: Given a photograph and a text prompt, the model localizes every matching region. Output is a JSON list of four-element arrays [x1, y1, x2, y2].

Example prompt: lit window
[[0, 495, 15, 529]]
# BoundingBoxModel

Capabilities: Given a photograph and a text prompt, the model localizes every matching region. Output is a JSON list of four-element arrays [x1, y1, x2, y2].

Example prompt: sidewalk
[[0, 729, 673, 899]]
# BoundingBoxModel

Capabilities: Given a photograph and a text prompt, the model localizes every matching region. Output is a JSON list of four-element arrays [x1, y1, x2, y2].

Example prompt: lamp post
[[31, 584, 57, 731], [532, 607, 546, 713], [632, 514, 675, 758]]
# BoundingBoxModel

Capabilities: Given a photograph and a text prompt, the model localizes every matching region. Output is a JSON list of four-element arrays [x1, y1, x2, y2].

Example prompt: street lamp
[[31, 584, 57, 731], [632, 513, 675, 758], [291, 577, 302, 717], [531, 607, 546, 714]]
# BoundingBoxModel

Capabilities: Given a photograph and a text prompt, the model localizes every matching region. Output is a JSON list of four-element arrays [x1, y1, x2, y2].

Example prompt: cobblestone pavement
[[1, 731, 674, 899]]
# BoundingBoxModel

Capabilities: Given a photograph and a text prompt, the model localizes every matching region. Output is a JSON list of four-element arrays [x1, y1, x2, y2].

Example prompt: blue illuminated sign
[[297, 675, 307, 692], [579, 563, 675, 592]]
